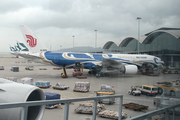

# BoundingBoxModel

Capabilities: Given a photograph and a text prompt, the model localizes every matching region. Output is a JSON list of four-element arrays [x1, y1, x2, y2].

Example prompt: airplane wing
[[102, 59, 123, 68], [82, 59, 123, 72], [86, 59, 137, 74], [15, 53, 43, 60]]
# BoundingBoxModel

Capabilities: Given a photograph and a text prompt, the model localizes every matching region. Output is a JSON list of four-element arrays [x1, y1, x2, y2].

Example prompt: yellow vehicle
[[155, 81, 180, 96], [95, 91, 115, 104], [162, 66, 178, 74]]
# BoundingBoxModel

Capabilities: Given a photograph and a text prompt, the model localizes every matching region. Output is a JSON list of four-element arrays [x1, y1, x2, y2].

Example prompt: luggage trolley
[[95, 91, 115, 104]]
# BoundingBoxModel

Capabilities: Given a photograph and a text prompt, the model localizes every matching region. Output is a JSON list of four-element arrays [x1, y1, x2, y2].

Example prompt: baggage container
[[95, 84, 115, 104], [73, 82, 90, 92], [36, 81, 51, 88], [95, 91, 115, 104], [20, 77, 34, 85], [44, 92, 61, 109]]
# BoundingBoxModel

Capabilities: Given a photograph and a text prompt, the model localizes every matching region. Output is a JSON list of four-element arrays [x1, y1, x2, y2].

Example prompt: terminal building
[[103, 27, 180, 69]]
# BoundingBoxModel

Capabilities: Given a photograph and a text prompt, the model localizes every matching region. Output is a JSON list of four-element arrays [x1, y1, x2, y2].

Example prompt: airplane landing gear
[[61, 65, 68, 78], [96, 72, 110, 78]]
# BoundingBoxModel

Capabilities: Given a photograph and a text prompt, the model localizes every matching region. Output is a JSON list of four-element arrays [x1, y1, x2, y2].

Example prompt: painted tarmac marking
[[41, 89, 94, 98]]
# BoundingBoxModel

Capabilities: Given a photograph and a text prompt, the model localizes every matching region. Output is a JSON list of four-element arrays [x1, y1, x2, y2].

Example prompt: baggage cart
[[95, 84, 115, 104], [95, 91, 115, 104], [74, 102, 105, 114], [53, 68, 61, 70], [98, 110, 127, 119], [36, 81, 51, 88], [53, 83, 69, 90], [20, 77, 34, 85], [44, 92, 62, 109], [122, 102, 148, 112], [39, 68, 47, 70], [73, 82, 90, 92]]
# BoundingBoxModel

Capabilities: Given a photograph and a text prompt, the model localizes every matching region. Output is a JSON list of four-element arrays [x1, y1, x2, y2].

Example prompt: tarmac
[[0, 57, 180, 120]]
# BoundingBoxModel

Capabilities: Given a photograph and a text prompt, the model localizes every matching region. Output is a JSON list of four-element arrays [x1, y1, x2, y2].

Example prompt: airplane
[[13, 25, 164, 77]]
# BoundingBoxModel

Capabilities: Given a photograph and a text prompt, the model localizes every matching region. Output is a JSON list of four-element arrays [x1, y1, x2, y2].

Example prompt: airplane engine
[[0, 78, 45, 120], [120, 65, 138, 74]]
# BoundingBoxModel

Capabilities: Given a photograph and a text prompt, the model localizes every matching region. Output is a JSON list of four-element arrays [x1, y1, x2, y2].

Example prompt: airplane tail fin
[[19, 25, 48, 53], [9, 44, 16, 52], [16, 40, 29, 52]]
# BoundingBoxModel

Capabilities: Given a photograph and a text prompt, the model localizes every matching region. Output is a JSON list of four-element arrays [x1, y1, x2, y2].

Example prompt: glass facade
[[103, 29, 180, 68]]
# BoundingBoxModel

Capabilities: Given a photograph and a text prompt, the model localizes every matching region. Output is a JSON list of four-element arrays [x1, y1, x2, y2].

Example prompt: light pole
[[72, 36, 75, 48], [137, 17, 141, 54], [94, 30, 97, 48]]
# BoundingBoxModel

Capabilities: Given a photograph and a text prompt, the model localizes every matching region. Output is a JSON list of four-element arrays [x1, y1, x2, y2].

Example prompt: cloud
[[0, 0, 180, 52], [0, 0, 25, 14]]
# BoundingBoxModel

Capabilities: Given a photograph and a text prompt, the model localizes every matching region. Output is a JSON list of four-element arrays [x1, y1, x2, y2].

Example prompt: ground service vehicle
[[10, 66, 19, 72], [25, 66, 33, 70], [139, 85, 158, 96], [163, 66, 178, 74], [128, 85, 141, 96], [0, 66, 4, 70], [155, 81, 180, 96]]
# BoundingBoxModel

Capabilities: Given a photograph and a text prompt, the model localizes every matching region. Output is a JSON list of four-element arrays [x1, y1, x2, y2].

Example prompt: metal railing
[[0, 94, 123, 120], [1, 94, 180, 120], [128, 103, 180, 120]]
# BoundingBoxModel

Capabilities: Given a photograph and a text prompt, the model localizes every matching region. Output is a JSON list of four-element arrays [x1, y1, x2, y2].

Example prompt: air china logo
[[26, 35, 37, 47]]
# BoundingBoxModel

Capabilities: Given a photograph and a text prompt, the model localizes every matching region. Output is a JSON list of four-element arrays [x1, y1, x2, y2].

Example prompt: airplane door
[[54, 56, 58, 63]]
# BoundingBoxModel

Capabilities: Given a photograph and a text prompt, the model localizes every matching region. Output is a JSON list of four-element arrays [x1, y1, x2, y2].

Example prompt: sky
[[0, 0, 180, 52]]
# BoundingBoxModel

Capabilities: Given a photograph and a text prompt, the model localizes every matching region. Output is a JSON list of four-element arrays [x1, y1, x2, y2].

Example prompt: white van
[[139, 85, 158, 96]]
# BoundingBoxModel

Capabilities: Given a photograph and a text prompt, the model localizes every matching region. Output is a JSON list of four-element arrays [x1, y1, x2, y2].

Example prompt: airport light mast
[[94, 30, 97, 48], [137, 17, 141, 54], [72, 36, 75, 48]]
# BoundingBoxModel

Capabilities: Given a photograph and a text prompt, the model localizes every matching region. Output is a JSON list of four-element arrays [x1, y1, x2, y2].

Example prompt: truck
[[128, 85, 141, 96], [25, 66, 33, 70], [10, 66, 19, 72]]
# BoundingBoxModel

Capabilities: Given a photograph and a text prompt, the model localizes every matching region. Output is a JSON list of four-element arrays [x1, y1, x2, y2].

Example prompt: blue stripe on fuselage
[[44, 52, 100, 67]]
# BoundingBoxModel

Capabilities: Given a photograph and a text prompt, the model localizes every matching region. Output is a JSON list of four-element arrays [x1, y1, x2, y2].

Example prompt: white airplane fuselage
[[40, 51, 164, 69]]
